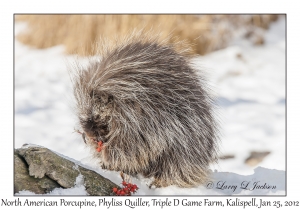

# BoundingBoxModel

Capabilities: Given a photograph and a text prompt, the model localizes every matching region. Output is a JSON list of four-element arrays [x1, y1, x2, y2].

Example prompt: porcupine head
[[70, 32, 219, 188]]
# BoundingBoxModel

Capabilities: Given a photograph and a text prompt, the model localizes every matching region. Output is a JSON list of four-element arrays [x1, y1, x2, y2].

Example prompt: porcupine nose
[[81, 120, 97, 142], [84, 130, 96, 140]]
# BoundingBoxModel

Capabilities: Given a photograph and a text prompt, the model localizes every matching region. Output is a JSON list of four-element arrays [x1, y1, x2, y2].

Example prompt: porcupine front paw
[[100, 162, 115, 171]]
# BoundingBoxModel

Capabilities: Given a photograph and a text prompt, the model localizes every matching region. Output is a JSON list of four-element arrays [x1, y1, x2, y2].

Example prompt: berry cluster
[[96, 141, 103, 152], [74, 130, 104, 152], [112, 180, 138, 196]]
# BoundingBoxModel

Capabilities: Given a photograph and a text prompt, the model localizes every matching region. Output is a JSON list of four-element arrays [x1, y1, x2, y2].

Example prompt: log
[[14, 144, 119, 195]]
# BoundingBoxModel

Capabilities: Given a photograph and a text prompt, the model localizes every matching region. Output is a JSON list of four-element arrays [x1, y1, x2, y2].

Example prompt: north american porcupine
[[70, 34, 219, 188]]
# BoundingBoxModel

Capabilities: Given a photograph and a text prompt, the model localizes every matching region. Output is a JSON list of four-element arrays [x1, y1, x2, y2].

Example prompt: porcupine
[[71, 34, 219, 188]]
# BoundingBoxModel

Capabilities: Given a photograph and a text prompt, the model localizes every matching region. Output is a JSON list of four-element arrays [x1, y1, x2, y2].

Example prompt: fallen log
[[14, 144, 118, 195]]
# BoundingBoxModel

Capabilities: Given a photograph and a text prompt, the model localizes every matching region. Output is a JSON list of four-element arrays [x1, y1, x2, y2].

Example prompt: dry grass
[[15, 14, 279, 56]]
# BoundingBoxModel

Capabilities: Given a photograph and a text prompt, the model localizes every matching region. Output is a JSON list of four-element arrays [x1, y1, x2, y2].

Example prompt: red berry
[[120, 190, 125, 196], [96, 147, 101, 152], [127, 183, 132, 188], [113, 188, 118, 193], [122, 181, 127, 186]]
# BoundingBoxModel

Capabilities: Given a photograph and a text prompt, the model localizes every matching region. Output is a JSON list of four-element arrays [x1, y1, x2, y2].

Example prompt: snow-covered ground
[[14, 16, 286, 195]]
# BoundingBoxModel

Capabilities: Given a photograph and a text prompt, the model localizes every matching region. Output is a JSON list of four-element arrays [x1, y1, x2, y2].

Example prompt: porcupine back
[[71, 34, 219, 187]]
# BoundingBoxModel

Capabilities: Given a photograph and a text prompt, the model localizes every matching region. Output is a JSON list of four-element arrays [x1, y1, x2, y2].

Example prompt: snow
[[14, 17, 286, 195]]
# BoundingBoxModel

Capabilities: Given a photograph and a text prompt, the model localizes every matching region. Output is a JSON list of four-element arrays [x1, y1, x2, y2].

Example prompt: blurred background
[[15, 14, 279, 56], [14, 15, 286, 193]]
